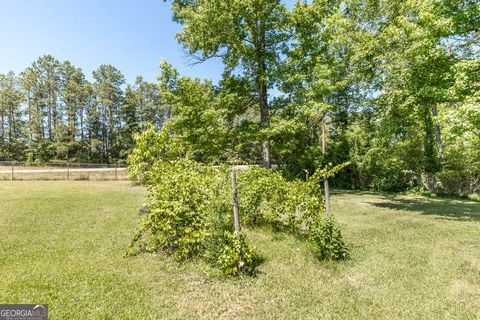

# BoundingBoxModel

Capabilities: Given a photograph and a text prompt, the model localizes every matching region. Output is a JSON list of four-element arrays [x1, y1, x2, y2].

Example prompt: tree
[[171, 0, 290, 167], [369, 0, 456, 189], [19, 55, 63, 161], [32, 55, 62, 141], [134, 76, 166, 130], [121, 84, 140, 157], [157, 61, 227, 163], [92, 65, 125, 161], [282, 0, 359, 211], [121, 76, 167, 159], [0, 72, 24, 159], [54, 61, 90, 160]]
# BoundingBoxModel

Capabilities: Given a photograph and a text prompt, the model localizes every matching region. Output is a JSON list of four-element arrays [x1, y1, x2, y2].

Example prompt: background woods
[[1, 0, 479, 195], [0, 56, 168, 163]]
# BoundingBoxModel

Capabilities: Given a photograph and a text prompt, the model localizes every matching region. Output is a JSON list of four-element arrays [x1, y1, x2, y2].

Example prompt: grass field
[[0, 181, 479, 319]]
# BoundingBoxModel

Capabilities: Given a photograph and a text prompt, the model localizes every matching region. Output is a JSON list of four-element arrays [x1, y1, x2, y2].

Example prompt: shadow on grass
[[332, 189, 401, 199], [331, 189, 480, 221], [369, 197, 480, 222]]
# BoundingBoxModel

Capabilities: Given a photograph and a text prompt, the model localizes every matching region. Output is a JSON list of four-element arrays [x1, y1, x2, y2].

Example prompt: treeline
[[143, 0, 478, 195], [0, 55, 168, 163], [3, 0, 480, 195]]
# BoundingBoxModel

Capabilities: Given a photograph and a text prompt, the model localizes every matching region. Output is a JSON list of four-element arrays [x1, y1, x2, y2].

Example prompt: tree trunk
[[38, 104, 45, 139], [431, 105, 443, 162], [1, 111, 4, 145], [11, 106, 16, 147], [102, 105, 108, 161], [260, 88, 271, 168], [68, 101, 75, 140], [8, 110, 12, 144], [27, 92, 33, 140], [52, 90, 57, 139], [422, 106, 438, 191], [48, 97, 52, 140], [80, 105, 84, 141], [257, 17, 271, 168], [108, 106, 113, 160]]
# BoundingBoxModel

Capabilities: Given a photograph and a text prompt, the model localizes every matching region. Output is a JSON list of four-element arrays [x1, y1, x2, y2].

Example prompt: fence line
[[0, 161, 128, 181], [0, 161, 271, 181], [0, 161, 127, 168]]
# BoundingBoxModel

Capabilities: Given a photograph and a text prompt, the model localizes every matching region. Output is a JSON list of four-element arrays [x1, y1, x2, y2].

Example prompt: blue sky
[[0, 0, 226, 83], [0, 0, 297, 85]]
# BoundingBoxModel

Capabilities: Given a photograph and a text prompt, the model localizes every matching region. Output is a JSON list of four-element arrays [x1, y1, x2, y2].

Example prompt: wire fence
[[0, 161, 128, 181]]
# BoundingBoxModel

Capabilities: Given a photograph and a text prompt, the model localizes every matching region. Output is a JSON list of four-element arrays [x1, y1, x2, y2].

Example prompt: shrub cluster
[[310, 218, 349, 261], [238, 167, 324, 233], [238, 167, 349, 261], [208, 231, 262, 276], [125, 158, 262, 275], [126, 129, 349, 275]]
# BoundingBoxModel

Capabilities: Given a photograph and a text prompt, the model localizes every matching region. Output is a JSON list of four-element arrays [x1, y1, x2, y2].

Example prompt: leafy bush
[[125, 157, 260, 275], [209, 231, 262, 276], [125, 158, 212, 260], [237, 164, 350, 234], [237, 167, 324, 233], [237, 165, 350, 262], [310, 218, 349, 261], [435, 170, 480, 196], [126, 123, 185, 185], [126, 128, 350, 274]]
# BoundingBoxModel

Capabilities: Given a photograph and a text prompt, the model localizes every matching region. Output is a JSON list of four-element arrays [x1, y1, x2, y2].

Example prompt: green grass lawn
[[1, 182, 479, 319]]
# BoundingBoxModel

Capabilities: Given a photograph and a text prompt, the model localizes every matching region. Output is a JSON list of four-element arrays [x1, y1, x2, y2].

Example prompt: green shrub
[[237, 167, 324, 234], [125, 157, 261, 275], [125, 158, 212, 260], [126, 123, 186, 185], [238, 165, 350, 263], [126, 130, 350, 274], [310, 218, 349, 261], [210, 231, 262, 276]]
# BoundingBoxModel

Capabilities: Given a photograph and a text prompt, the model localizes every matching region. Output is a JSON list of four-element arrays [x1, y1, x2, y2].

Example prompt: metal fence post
[[11, 161, 14, 181]]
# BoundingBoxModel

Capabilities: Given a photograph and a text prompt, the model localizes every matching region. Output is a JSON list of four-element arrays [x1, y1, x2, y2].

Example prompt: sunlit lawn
[[0, 181, 479, 319]]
